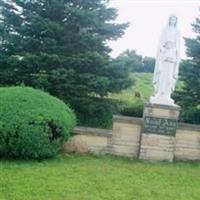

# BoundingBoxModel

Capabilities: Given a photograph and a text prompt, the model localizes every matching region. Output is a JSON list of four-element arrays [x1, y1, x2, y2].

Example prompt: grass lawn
[[109, 72, 183, 106], [109, 72, 153, 105], [1, 154, 200, 200]]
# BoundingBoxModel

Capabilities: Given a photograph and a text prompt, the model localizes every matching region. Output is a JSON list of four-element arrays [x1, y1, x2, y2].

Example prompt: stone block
[[109, 115, 142, 158], [139, 103, 180, 161], [175, 126, 200, 160], [63, 127, 111, 154]]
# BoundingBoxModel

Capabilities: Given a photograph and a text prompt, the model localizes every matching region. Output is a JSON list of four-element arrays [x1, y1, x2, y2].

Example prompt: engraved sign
[[143, 116, 177, 136]]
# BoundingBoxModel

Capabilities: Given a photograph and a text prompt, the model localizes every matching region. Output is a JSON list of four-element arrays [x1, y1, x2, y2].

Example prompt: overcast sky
[[108, 0, 199, 59]]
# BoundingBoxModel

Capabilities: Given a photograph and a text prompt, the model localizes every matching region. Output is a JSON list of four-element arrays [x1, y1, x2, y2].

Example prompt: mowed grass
[[109, 73, 153, 106], [0, 154, 200, 200], [109, 72, 183, 107]]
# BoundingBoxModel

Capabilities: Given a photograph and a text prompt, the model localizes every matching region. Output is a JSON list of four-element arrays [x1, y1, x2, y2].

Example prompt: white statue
[[150, 15, 180, 106]]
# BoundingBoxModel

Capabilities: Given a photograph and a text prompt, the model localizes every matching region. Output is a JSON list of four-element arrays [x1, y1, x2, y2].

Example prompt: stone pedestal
[[108, 115, 142, 157], [139, 103, 180, 162]]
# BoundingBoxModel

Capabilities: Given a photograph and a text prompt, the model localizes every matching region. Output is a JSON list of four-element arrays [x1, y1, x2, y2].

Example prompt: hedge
[[0, 87, 76, 159]]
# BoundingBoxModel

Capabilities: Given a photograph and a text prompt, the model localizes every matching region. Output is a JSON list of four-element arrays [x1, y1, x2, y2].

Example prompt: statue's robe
[[153, 25, 180, 100]]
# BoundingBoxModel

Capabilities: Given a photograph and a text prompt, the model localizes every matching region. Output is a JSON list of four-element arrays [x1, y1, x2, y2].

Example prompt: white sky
[[108, 0, 200, 59]]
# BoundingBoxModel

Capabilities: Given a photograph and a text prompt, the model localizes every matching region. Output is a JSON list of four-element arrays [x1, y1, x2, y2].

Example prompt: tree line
[[0, 0, 199, 125]]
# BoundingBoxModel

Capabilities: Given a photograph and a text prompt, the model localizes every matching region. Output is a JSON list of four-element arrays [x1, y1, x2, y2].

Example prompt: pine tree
[[115, 50, 143, 72], [176, 13, 200, 123], [114, 50, 155, 72], [0, 0, 131, 127]]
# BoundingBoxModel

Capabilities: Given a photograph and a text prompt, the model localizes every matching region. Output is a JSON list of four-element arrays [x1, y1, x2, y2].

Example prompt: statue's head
[[168, 15, 178, 27]]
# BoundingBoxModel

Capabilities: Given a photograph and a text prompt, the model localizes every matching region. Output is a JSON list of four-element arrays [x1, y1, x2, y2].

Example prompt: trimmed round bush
[[0, 87, 76, 159]]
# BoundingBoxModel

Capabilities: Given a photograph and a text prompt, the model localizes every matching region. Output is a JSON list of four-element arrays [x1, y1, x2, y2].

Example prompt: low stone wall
[[108, 115, 142, 157], [64, 127, 112, 154], [175, 123, 200, 160], [64, 115, 200, 161]]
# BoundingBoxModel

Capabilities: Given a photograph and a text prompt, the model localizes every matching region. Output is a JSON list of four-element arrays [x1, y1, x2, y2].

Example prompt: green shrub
[[73, 97, 119, 128], [0, 87, 76, 159], [119, 100, 144, 118], [180, 107, 200, 124]]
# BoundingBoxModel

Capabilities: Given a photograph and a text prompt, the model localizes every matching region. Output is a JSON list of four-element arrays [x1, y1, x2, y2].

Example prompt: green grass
[[109, 72, 183, 106], [1, 154, 200, 200], [109, 72, 153, 106]]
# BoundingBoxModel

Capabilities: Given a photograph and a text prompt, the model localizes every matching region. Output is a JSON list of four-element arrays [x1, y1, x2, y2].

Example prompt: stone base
[[150, 96, 176, 106], [150, 96, 177, 106], [139, 103, 180, 162], [139, 134, 175, 162]]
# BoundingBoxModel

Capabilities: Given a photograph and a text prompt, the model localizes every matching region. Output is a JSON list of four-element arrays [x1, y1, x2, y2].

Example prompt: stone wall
[[175, 123, 200, 160], [108, 115, 142, 157], [64, 127, 112, 154], [64, 115, 200, 161]]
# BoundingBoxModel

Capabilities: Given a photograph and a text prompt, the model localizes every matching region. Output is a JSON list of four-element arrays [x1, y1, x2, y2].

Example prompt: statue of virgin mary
[[150, 15, 180, 106]]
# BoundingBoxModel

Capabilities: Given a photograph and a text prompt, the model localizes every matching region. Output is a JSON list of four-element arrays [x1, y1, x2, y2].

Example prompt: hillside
[[109, 72, 153, 106]]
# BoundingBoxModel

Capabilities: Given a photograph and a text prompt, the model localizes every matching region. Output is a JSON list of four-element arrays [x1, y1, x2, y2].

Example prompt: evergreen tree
[[115, 50, 143, 72], [175, 13, 200, 123], [114, 50, 155, 72], [143, 57, 155, 73], [0, 0, 131, 127]]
